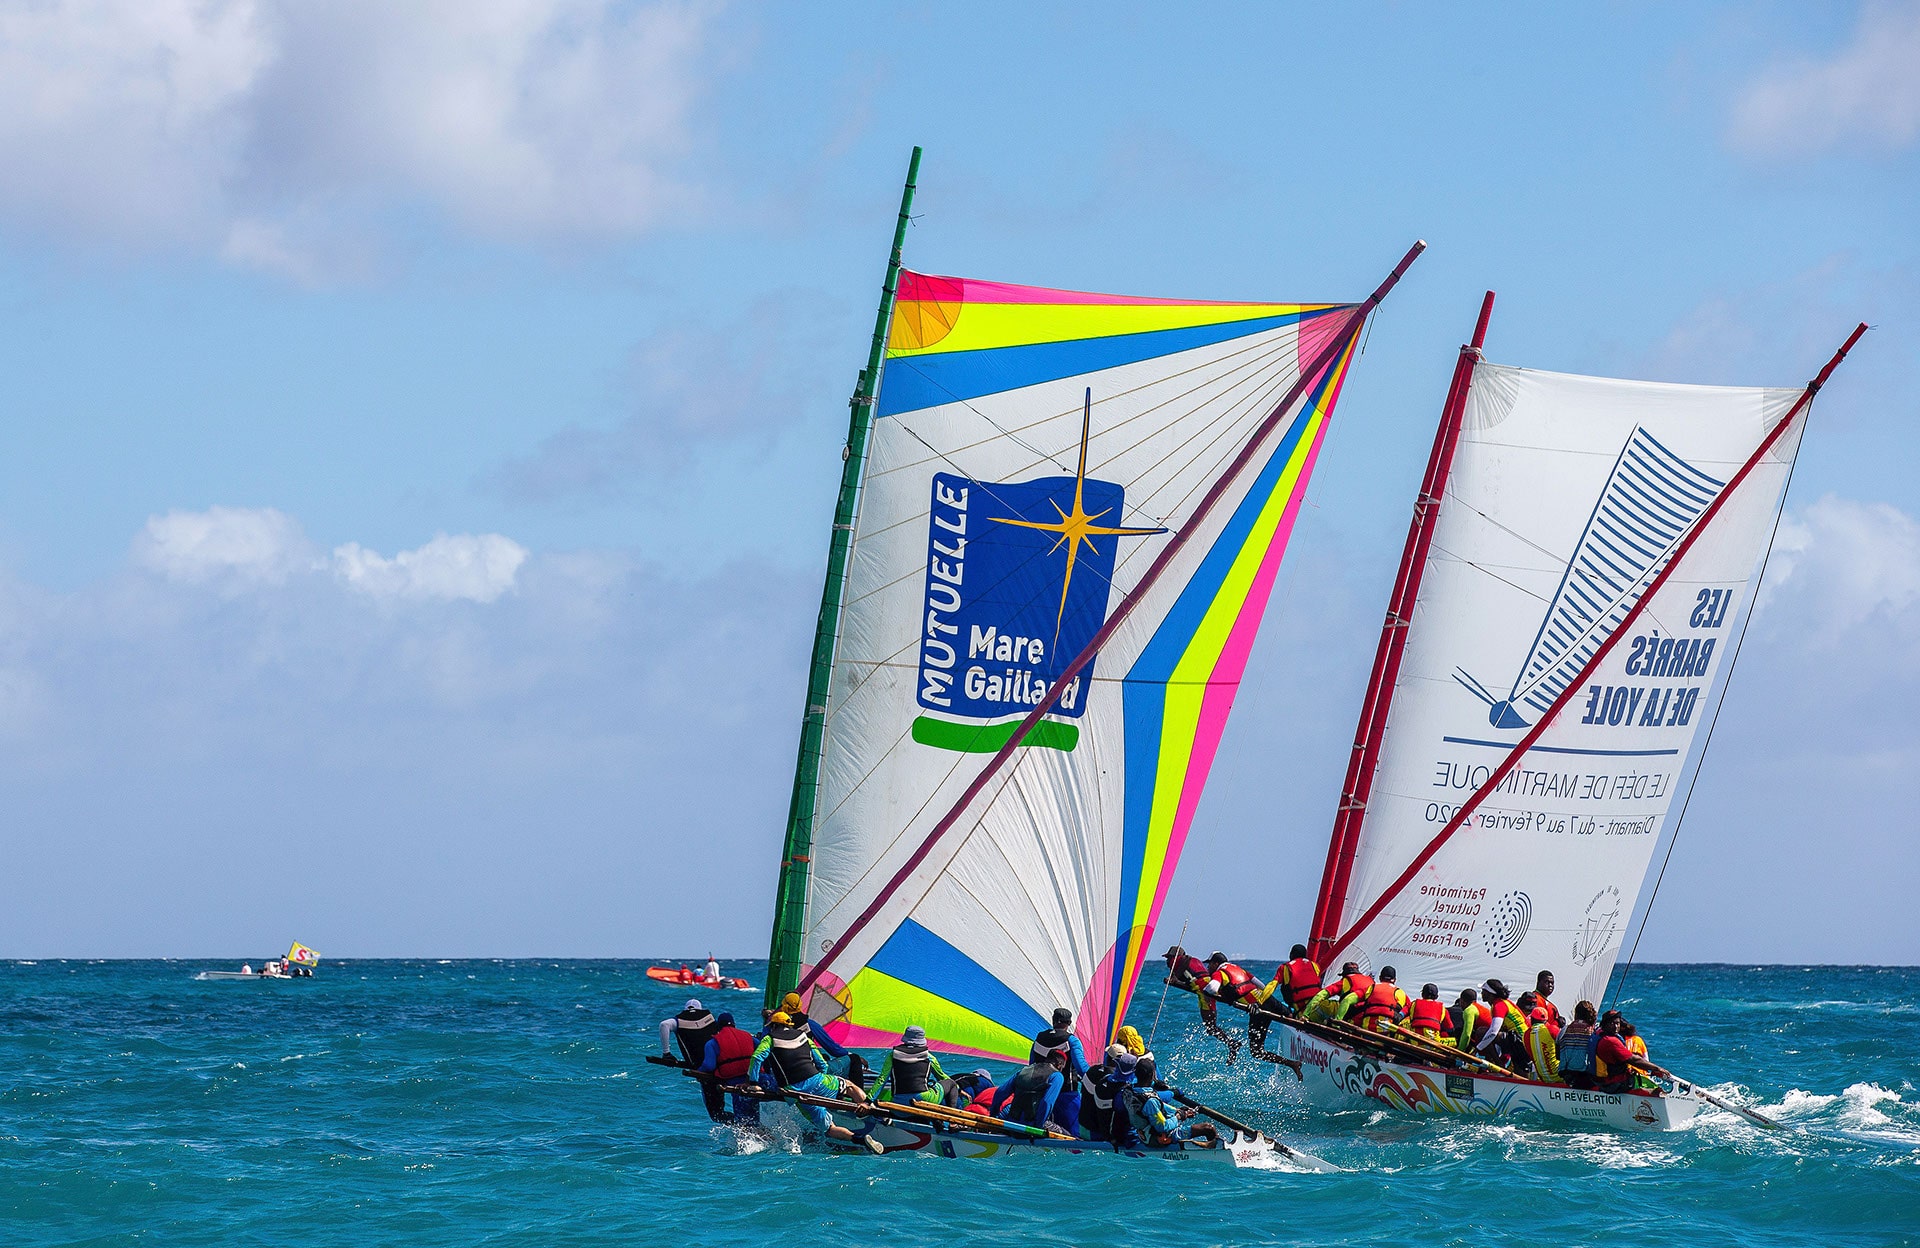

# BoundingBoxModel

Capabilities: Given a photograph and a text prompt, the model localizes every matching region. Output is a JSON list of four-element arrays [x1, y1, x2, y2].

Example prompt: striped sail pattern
[[798, 270, 1364, 1059], [1470, 428, 1725, 729]]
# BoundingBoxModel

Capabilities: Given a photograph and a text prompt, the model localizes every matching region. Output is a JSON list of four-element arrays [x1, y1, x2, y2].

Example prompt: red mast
[[1307, 292, 1494, 965]]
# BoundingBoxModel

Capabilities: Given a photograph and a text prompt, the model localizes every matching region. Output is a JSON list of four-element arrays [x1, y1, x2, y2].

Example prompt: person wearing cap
[[1120, 1056, 1218, 1149], [1594, 1010, 1670, 1093], [1076, 1047, 1126, 1142], [662, 997, 725, 1117], [1162, 945, 1210, 992], [1407, 983, 1454, 1044], [770, 990, 851, 1063], [1302, 962, 1373, 1024], [1201, 952, 1261, 1011], [874, 1025, 949, 1105], [748, 1011, 882, 1152], [696, 1011, 763, 1124], [1029, 1007, 1088, 1135], [1516, 993, 1561, 1083], [1355, 966, 1411, 1033], [940, 1067, 996, 1111]]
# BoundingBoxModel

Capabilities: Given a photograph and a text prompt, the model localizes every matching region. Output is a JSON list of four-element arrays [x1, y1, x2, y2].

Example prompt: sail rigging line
[[1320, 322, 1869, 965], [1608, 409, 1807, 1012], [797, 241, 1428, 998], [1310, 291, 1492, 961], [1147, 916, 1190, 1049]]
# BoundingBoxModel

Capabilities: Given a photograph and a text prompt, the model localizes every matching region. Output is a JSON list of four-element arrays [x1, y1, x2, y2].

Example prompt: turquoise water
[[4, 960, 1916, 1246]]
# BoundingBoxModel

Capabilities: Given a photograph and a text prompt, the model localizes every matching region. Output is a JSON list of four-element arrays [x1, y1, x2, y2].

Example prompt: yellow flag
[[286, 942, 321, 967]]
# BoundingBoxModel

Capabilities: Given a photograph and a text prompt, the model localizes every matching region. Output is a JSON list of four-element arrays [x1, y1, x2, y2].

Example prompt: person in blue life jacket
[[1028, 1007, 1088, 1135], [874, 1025, 948, 1105], [696, 1012, 762, 1126], [940, 1067, 996, 1111], [991, 1049, 1067, 1129], [1120, 1056, 1219, 1148], [747, 1011, 883, 1153]]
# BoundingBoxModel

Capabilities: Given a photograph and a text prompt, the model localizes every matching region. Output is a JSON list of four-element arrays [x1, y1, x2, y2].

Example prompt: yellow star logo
[[991, 388, 1166, 646]]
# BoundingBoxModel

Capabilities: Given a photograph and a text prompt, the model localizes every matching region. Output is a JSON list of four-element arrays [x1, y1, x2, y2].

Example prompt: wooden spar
[[1324, 322, 1870, 964], [797, 241, 1429, 998], [765, 147, 923, 1008], [1308, 292, 1493, 964]]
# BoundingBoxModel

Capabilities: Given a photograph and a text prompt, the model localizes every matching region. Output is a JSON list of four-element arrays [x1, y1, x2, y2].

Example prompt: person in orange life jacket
[[1029, 1007, 1088, 1135], [1516, 993, 1560, 1083], [1619, 1019, 1656, 1090], [1533, 970, 1563, 1031], [1162, 945, 1215, 1023], [1407, 984, 1455, 1044], [1327, 963, 1377, 1023], [1356, 966, 1411, 1033], [1555, 1000, 1600, 1089], [1253, 945, 1324, 1016], [1594, 1010, 1669, 1093], [875, 1025, 948, 1105], [991, 1049, 1067, 1129], [1203, 952, 1261, 1007], [697, 1012, 762, 1125], [660, 998, 725, 1118], [748, 1012, 882, 1152]]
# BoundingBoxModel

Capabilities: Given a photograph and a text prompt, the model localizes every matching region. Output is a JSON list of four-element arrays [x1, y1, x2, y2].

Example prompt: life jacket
[[1627, 1035, 1648, 1059], [1461, 1002, 1493, 1049], [887, 1044, 932, 1096], [1169, 954, 1209, 987], [670, 1007, 719, 1064], [1007, 1062, 1056, 1124], [763, 1022, 821, 1086], [1122, 1086, 1173, 1142], [711, 1025, 754, 1081], [1408, 998, 1449, 1033], [1537, 996, 1564, 1030], [1558, 1022, 1597, 1075], [1082, 1067, 1115, 1110], [966, 1084, 999, 1115], [1525, 1020, 1559, 1082], [1212, 962, 1253, 993], [1490, 997, 1528, 1033], [1360, 981, 1405, 1022], [1030, 1027, 1083, 1075], [1337, 973, 1374, 1002], [1282, 957, 1324, 1008]]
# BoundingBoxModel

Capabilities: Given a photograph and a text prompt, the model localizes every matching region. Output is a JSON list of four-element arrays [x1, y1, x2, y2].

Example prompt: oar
[[794, 1089, 1073, 1142], [1375, 1021, 1511, 1076], [1167, 1090, 1313, 1165], [1660, 1073, 1783, 1130]]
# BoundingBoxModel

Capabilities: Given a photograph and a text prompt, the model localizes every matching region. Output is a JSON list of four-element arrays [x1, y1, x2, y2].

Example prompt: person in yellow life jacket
[[1406, 983, 1455, 1045], [1620, 1019, 1656, 1089], [1516, 992, 1560, 1082], [1356, 966, 1410, 1033], [1475, 979, 1531, 1072], [1306, 962, 1373, 1024]]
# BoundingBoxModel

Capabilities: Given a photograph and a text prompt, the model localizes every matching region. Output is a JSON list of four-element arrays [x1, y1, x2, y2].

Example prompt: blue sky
[[0, 1, 1915, 962]]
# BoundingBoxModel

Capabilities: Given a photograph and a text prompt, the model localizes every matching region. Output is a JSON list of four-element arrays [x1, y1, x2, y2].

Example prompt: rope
[[1146, 916, 1187, 1049], [1609, 418, 1806, 1010]]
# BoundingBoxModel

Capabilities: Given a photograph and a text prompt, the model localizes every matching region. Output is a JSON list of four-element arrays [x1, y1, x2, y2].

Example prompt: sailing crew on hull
[[991, 1049, 1067, 1129], [1407, 984, 1455, 1044], [1516, 994, 1561, 1084], [1078, 1049, 1125, 1143], [1356, 966, 1411, 1033], [766, 991, 851, 1069], [1250, 945, 1324, 1054], [747, 1012, 883, 1153], [874, 1026, 948, 1105], [1533, 970, 1563, 1031], [1163, 946, 1211, 994], [1557, 1001, 1600, 1089], [697, 1012, 763, 1125], [1030, 1008, 1088, 1135], [1202, 953, 1263, 1009], [661, 998, 725, 1119], [1477, 979, 1531, 1072], [1306, 963, 1373, 1023]]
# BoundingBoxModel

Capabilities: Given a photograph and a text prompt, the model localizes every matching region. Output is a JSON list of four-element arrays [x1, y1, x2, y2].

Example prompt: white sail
[[1326, 363, 1804, 1003]]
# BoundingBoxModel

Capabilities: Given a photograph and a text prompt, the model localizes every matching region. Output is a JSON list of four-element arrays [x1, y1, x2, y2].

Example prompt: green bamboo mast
[[764, 146, 922, 1010]]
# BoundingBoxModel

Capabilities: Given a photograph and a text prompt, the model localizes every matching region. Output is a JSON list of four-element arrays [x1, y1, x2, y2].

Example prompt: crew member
[[704, 954, 722, 983], [1029, 1008, 1088, 1135], [748, 1011, 883, 1153], [697, 1011, 762, 1124], [1324, 962, 1376, 1023], [1556, 1000, 1600, 1089], [1479, 979, 1531, 1071], [1517, 994, 1560, 1083], [1407, 984, 1454, 1044], [1254, 945, 1324, 1016], [1163, 945, 1210, 991], [1114, 1024, 1152, 1065], [1595, 1010, 1669, 1093], [1078, 1052, 1122, 1142], [991, 1049, 1066, 1129], [874, 1025, 948, 1105], [1121, 1057, 1218, 1148], [771, 991, 850, 1066], [939, 1068, 996, 1111], [660, 997, 721, 1067], [1356, 966, 1411, 1033], [1533, 970, 1563, 1031], [1202, 952, 1262, 1011]]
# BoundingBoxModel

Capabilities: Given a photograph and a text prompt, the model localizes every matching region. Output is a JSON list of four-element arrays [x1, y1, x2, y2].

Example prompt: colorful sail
[[1320, 363, 1806, 1003], [795, 270, 1370, 1058]]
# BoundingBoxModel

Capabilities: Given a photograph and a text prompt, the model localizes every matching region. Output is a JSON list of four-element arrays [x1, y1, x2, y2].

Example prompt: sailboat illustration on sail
[[1275, 292, 1867, 1131], [677, 148, 1423, 1160]]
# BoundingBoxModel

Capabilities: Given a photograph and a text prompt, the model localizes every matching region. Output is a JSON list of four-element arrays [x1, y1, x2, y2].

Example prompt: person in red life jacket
[[1314, 963, 1374, 1024], [1201, 953, 1262, 1012], [1533, 970, 1563, 1031], [1165, 945, 1243, 1061], [697, 1011, 762, 1126], [1594, 1010, 1669, 1093], [1249, 944, 1323, 1053], [1355, 966, 1411, 1033], [1407, 983, 1455, 1045]]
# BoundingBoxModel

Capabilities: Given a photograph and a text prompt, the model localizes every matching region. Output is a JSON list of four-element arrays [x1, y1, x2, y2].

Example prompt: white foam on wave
[[1428, 1119, 1678, 1169]]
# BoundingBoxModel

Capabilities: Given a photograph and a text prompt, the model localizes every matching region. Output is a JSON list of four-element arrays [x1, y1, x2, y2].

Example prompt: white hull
[[819, 1108, 1308, 1166], [1280, 1021, 1700, 1131], [194, 971, 293, 981]]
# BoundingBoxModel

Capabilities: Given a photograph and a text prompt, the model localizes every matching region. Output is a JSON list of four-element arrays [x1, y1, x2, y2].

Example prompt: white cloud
[[0, 0, 716, 270], [333, 533, 529, 603], [132, 505, 315, 586], [1729, 2, 1920, 157], [1763, 494, 1920, 642]]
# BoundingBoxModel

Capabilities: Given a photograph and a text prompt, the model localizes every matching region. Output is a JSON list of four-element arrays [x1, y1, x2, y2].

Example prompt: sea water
[[3, 960, 1916, 1246]]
